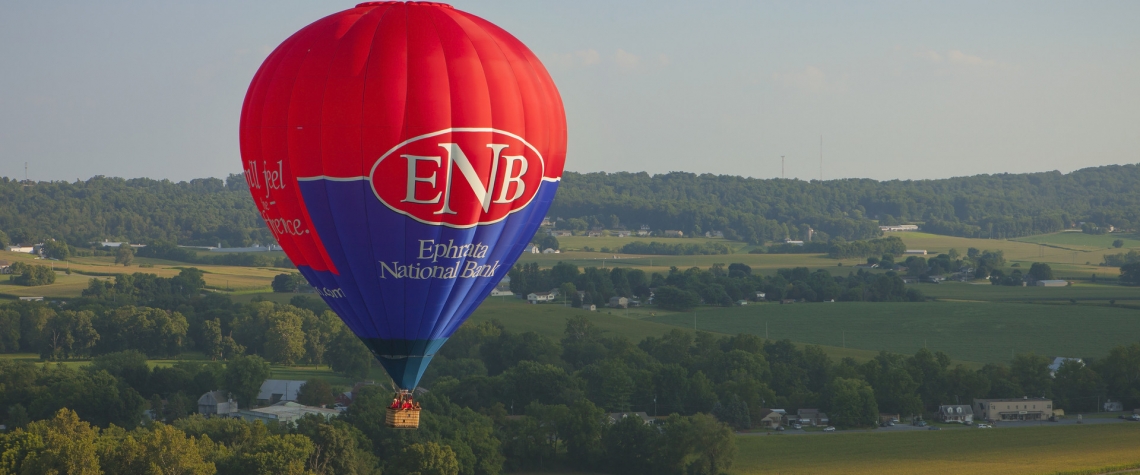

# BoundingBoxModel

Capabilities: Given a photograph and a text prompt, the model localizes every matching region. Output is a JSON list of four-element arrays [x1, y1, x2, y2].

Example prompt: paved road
[[740, 416, 1134, 436]]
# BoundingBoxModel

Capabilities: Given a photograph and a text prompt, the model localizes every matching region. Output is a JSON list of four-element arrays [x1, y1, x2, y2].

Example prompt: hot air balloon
[[239, 1, 566, 428]]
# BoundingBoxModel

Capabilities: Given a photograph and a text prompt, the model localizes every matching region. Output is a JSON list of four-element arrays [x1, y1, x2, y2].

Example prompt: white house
[[527, 292, 555, 304], [529, 245, 540, 254], [784, 240, 804, 246], [705, 230, 724, 238], [938, 405, 974, 424], [7, 246, 35, 253], [1104, 400, 1124, 412], [609, 296, 629, 308], [755, 292, 766, 300]]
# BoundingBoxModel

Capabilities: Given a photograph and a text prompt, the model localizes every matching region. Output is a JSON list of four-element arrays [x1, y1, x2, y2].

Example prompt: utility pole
[[781, 156, 785, 179]]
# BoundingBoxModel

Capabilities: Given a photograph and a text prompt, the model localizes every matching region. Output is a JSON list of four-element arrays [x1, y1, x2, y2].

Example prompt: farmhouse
[[552, 230, 573, 237], [974, 397, 1053, 422], [0, 261, 8, 274], [527, 292, 555, 303], [758, 409, 785, 429], [581, 304, 596, 311], [586, 231, 604, 237], [18, 297, 43, 302], [608, 296, 629, 308], [796, 409, 829, 426], [197, 391, 239, 417], [1036, 280, 1069, 287], [613, 231, 632, 237], [705, 230, 724, 238], [7, 246, 35, 253], [937, 405, 973, 424], [529, 245, 539, 254]]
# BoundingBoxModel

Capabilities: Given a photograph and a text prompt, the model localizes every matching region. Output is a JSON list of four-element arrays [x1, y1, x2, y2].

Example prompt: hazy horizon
[[2, 1, 1137, 183]]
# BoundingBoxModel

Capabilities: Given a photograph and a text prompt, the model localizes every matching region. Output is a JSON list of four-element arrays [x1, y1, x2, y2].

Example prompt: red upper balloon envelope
[[239, 1, 566, 389]]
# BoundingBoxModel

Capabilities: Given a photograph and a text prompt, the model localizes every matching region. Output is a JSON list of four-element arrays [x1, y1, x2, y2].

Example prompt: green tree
[[224, 355, 271, 408], [294, 417, 378, 475], [654, 285, 700, 311], [265, 307, 306, 365], [1011, 353, 1053, 398], [1053, 360, 1103, 413], [327, 329, 372, 380], [1, 409, 101, 475], [390, 441, 459, 475], [202, 318, 224, 361], [659, 413, 737, 475], [42, 239, 70, 260], [40, 310, 99, 360], [271, 273, 301, 293], [9, 262, 56, 286], [232, 434, 314, 475], [1028, 262, 1055, 281], [98, 423, 215, 475], [826, 377, 879, 428], [115, 243, 135, 266], [296, 378, 336, 407], [1122, 262, 1140, 285]]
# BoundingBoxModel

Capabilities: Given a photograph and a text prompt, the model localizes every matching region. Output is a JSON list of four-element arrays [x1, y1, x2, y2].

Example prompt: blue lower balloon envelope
[[297, 179, 557, 389]]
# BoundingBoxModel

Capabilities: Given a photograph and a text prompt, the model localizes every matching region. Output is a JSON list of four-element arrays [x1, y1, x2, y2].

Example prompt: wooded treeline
[[550, 164, 1140, 242], [2, 164, 1140, 251]]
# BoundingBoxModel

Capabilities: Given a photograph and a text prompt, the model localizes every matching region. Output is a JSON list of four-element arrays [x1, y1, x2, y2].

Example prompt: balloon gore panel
[[239, 2, 566, 390]]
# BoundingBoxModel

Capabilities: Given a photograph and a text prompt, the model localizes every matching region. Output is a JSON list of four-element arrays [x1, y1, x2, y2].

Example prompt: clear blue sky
[[1, 1, 1137, 182]]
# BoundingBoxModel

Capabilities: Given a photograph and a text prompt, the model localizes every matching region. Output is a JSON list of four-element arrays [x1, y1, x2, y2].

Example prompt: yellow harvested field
[[733, 423, 1140, 475], [0, 250, 282, 298]]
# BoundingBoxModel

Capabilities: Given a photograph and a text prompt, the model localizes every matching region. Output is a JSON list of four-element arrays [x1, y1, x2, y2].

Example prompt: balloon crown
[[356, 1, 454, 8]]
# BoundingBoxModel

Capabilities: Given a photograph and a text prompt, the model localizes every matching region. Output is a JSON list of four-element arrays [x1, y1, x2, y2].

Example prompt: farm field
[[919, 281, 1140, 302], [732, 423, 1140, 475], [466, 298, 887, 363], [0, 250, 281, 298], [0, 352, 372, 388], [517, 231, 1125, 279], [1015, 231, 1140, 250], [646, 301, 1140, 365]]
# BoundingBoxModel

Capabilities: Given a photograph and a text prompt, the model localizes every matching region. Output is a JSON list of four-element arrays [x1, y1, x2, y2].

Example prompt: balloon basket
[[385, 391, 421, 429], [385, 407, 421, 429]]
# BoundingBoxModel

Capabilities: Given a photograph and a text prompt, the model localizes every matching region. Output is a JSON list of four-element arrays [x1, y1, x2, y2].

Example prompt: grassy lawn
[[733, 423, 1140, 475], [645, 301, 1140, 365]]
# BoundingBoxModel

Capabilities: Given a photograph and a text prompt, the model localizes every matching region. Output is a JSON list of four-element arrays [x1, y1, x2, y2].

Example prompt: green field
[[466, 298, 886, 363], [646, 301, 1140, 365], [1015, 231, 1140, 250], [733, 423, 1140, 475], [919, 281, 1140, 302]]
